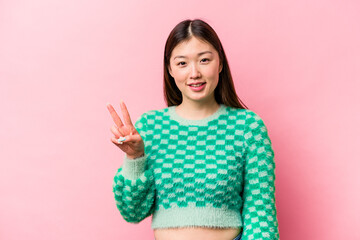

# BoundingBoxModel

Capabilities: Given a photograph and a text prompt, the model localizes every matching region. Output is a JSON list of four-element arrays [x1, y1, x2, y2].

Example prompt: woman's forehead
[[171, 38, 216, 59]]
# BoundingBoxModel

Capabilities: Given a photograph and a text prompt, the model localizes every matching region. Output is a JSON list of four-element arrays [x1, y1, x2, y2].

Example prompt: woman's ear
[[219, 63, 223, 73], [168, 66, 173, 78]]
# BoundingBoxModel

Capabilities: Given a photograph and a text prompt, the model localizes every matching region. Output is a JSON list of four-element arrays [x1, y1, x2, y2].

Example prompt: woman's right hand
[[106, 100, 145, 159]]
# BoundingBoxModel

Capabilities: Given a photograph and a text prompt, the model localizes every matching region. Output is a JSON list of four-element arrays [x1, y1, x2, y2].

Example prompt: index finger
[[106, 103, 124, 128]]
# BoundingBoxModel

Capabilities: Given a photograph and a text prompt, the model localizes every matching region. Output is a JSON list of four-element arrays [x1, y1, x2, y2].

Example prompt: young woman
[[107, 19, 280, 240]]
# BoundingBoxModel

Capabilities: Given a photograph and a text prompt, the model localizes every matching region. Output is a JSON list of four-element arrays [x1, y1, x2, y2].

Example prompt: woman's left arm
[[241, 110, 280, 240]]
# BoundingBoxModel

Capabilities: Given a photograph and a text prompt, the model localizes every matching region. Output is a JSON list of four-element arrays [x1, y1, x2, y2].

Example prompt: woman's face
[[168, 37, 222, 104]]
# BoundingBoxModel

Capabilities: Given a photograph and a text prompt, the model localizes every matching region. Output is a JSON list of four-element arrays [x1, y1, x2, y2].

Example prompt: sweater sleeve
[[112, 113, 156, 223], [241, 111, 280, 239]]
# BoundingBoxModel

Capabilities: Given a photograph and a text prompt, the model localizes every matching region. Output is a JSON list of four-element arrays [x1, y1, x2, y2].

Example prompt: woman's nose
[[190, 63, 201, 79]]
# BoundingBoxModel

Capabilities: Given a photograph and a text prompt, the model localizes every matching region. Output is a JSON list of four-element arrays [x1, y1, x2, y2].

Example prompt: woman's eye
[[177, 59, 209, 66]]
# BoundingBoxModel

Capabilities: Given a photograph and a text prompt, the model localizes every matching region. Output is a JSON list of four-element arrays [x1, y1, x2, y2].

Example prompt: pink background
[[1, 0, 359, 239]]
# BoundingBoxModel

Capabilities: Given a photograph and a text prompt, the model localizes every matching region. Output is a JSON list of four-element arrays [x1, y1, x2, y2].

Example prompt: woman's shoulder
[[137, 106, 170, 120], [224, 106, 268, 126], [224, 105, 257, 117]]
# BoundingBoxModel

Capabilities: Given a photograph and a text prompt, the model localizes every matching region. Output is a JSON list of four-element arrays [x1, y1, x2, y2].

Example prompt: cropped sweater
[[112, 104, 280, 239]]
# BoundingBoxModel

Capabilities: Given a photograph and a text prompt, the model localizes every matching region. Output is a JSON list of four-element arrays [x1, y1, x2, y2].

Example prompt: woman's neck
[[175, 99, 220, 120]]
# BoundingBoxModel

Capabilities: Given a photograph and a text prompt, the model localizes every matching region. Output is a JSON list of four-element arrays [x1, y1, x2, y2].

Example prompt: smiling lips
[[188, 82, 206, 91], [188, 82, 206, 86]]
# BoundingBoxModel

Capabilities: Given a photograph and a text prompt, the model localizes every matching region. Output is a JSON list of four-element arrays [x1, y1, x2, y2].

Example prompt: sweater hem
[[151, 205, 243, 229]]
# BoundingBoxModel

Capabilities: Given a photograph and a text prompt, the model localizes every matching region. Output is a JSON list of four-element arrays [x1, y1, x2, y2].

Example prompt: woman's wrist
[[127, 153, 145, 159]]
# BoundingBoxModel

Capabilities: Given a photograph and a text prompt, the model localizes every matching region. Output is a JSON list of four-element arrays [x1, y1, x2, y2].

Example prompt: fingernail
[[117, 137, 126, 143]]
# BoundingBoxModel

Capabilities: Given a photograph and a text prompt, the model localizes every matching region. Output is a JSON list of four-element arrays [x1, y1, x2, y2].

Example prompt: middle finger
[[120, 100, 134, 127]]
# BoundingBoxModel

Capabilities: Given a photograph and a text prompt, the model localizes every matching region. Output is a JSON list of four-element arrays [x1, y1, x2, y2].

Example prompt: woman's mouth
[[188, 82, 206, 91]]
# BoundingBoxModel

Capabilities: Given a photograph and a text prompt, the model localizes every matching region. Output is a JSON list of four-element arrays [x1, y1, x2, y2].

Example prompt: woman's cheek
[[176, 72, 188, 82]]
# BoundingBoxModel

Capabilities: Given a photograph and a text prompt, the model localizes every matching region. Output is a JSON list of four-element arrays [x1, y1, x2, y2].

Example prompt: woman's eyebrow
[[173, 51, 213, 60]]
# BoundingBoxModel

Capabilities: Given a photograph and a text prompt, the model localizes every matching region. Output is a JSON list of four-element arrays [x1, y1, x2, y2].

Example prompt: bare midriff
[[154, 226, 242, 240]]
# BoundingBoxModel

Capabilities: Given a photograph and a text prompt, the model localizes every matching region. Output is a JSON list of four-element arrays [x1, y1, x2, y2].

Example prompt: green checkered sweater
[[112, 104, 280, 239]]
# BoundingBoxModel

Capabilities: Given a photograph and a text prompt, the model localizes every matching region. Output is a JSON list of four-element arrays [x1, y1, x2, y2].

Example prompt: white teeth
[[190, 83, 204, 87]]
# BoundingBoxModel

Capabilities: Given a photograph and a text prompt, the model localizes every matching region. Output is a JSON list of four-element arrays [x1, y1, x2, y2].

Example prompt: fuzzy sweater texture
[[112, 104, 280, 239]]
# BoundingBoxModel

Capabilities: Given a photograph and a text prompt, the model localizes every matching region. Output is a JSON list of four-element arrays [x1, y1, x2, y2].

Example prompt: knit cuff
[[120, 154, 147, 180]]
